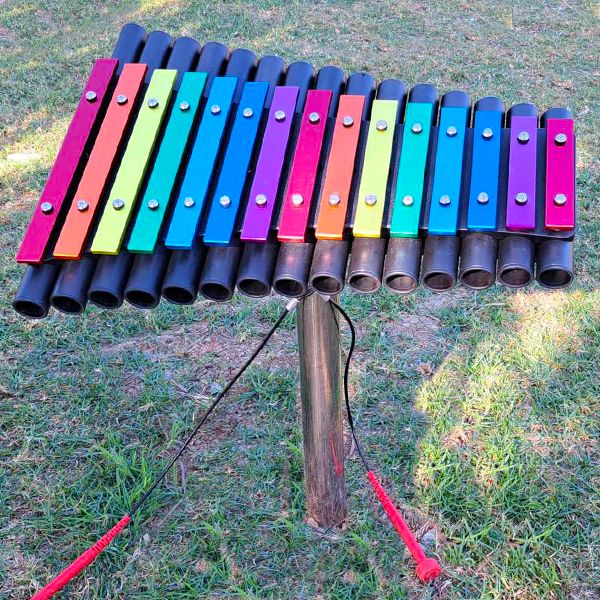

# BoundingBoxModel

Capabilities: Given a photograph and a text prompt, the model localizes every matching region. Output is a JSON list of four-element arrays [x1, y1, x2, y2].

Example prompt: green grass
[[1, 1, 599, 598]]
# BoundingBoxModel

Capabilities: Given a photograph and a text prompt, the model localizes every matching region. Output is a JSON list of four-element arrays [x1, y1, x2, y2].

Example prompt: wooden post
[[296, 293, 347, 528]]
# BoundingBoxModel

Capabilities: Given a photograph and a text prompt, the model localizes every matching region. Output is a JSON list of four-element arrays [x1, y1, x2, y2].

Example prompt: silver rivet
[[76, 200, 89, 212], [554, 193, 567, 206], [116, 94, 128, 105], [517, 131, 530, 144], [291, 193, 304, 206], [147, 98, 159, 109], [179, 101, 190, 111], [184, 197, 195, 208], [402, 195, 414, 207], [274, 110, 286, 122], [515, 192, 528, 205], [342, 115, 354, 128], [242, 107, 253, 118], [210, 104, 221, 115], [365, 194, 377, 206], [219, 195, 231, 208], [329, 193, 341, 206], [411, 122, 423, 134], [376, 119, 388, 131], [477, 192, 489, 204], [40, 201, 53, 214], [482, 127, 493, 139], [85, 91, 97, 102], [147, 199, 159, 211], [554, 133, 567, 145], [112, 198, 125, 210], [446, 125, 458, 137], [439, 195, 451, 206], [255, 194, 268, 206], [308, 112, 320, 124]]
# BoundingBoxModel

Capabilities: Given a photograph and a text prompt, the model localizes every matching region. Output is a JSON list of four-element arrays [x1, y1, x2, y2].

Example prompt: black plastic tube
[[198, 244, 242, 302], [383, 237, 422, 293], [421, 236, 460, 291], [497, 236, 535, 288], [161, 245, 207, 304], [124, 246, 171, 309], [50, 256, 97, 314], [88, 253, 134, 308], [12, 263, 60, 319], [536, 239, 574, 289], [459, 233, 497, 290]]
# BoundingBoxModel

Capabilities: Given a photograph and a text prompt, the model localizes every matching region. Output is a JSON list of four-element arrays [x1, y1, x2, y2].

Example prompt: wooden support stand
[[296, 294, 347, 528]]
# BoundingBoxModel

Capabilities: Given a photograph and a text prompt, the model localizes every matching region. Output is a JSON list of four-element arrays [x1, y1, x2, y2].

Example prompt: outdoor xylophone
[[12, 24, 576, 319]]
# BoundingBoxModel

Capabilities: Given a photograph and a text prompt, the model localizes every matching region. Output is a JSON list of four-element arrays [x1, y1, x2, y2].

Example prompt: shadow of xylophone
[[12, 23, 576, 319]]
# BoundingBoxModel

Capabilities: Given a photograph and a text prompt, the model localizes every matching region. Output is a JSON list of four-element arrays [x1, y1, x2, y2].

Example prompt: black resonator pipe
[[308, 72, 376, 296], [12, 23, 148, 318], [421, 90, 471, 292]]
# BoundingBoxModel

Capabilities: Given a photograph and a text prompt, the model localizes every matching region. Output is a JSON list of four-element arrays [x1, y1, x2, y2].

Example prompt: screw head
[[439, 195, 451, 206], [446, 125, 458, 137], [116, 94, 128, 105], [274, 110, 286, 122], [147, 199, 159, 211], [365, 194, 377, 206], [376, 119, 388, 131], [411, 122, 423, 134], [112, 198, 125, 210], [179, 101, 190, 111], [147, 97, 159, 109], [342, 115, 354, 127], [402, 195, 414, 207], [183, 197, 195, 208], [515, 192, 528, 205], [517, 130, 530, 144], [477, 192, 489, 204], [482, 127, 494, 139], [219, 195, 231, 208], [242, 107, 254, 118], [255, 194, 268, 206], [328, 193, 341, 206], [210, 104, 221, 115], [85, 91, 97, 102], [76, 200, 89, 212], [554, 193, 567, 206], [40, 201, 53, 215], [308, 112, 320, 124], [554, 133, 568, 145], [291, 193, 304, 206]]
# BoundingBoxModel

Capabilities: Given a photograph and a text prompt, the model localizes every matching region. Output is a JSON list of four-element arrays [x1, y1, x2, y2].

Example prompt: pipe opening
[[200, 283, 233, 302], [422, 272, 455, 291], [89, 290, 120, 309], [273, 278, 306, 298], [162, 286, 196, 305], [311, 275, 343, 295], [460, 268, 495, 290], [237, 278, 271, 298], [347, 274, 380, 294], [52, 296, 84, 314], [384, 273, 418, 293], [13, 300, 46, 319], [125, 290, 159, 309], [498, 267, 532, 288], [538, 268, 573, 289]]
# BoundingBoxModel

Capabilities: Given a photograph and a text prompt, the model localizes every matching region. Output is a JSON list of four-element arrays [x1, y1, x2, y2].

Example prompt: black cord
[[130, 299, 298, 516]]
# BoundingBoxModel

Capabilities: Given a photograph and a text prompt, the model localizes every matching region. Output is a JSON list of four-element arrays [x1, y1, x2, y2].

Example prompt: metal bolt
[[242, 107, 253, 118], [255, 194, 268, 206], [515, 192, 528, 205], [365, 194, 377, 206], [179, 101, 190, 111], [184, 197, 195, 208], [328, 193, 341, 206], [210, 104, 221, 115], [116, 94, 128, 105], [517, 131, 530, 144], [308, 112, 320, 124], [112, 198, 125, 210], [411, 122, 423, 134], [40, 201, 53, 215], [76, 200, 89, 212], [291, 193, 304, 206], [274, 110, 286, 122], [554, 133, 567, 145], [554, 193, 567, 206], [147, 199, 159, 211], [402, 195, 414, 207], [477, 192, 489, 204], [147, 98, 159, 109], [439, 195, 451, 206], [376, 119, 388, 131], [219, 195, 231, 208], [342, 115, 354, 127], [85, 91, 97, 102], [482, 127, 493, 139], [446, 125, 458, 137]]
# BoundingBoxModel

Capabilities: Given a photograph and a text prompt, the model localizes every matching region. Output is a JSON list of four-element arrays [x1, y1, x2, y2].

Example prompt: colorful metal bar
[[16, 59, 118, 263], [202, 81, 269, 245], [127, 72, 207, 253], [314, 95, 365, 240], [389, 102, 434, 238], [90, 69, 177, 254], [352, 100, 398, 238], [53, 63, 147, 259], [427, 106, 469, 235], [545, 118, 575, 231], [277, 90, 332, 242], [505, 115, 537, 231], [164, 76, 237, 249], [240, 86, 300, 242], [466, 109, 503, 231]]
